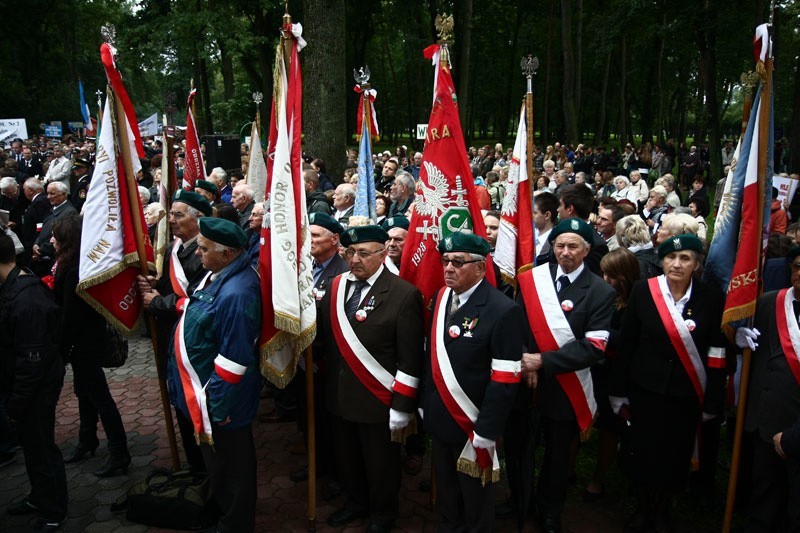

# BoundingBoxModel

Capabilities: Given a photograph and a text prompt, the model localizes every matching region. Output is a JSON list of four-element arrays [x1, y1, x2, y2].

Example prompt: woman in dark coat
[[610, 234, 727, 532], [51, 215, 130, 477]]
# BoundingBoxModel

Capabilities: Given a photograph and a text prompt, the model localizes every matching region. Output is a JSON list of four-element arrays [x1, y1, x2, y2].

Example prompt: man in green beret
[[423, 231, 525, 531], [513, 217, 615, 533], [317, 224, 424, 531], [551, 184, 609, 275], [137, 188, 212, 473], [194, 179, 219, 205], [381, 216, 409, 276], [169, 216, 261, 532]]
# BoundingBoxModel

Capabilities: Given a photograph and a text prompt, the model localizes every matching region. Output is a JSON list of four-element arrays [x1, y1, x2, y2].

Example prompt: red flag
[[258, 23, 316, 387], [400, 44, 495, 318], [354, 85, 380, 142], [183, 89, 206, 190]]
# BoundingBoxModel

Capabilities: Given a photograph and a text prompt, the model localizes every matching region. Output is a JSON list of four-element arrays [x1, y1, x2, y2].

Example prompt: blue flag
[[78, 79, 91, 129], [353, 120, 377, 221]]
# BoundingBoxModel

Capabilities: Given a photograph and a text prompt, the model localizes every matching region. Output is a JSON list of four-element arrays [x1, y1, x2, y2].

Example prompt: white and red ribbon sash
[[648, 276, 707, 402], [518, 265, 597, 431], [173, 276, 214, 444], [707, 347, 726, 369], [430, 288, 499, 481], [214, 354, 247, 385], [775, 288, 800, 385], [169, 239, 189, 311], [392, 370, 419, 399], [329, 275, 394, 406], [491, 359, 522, 383]]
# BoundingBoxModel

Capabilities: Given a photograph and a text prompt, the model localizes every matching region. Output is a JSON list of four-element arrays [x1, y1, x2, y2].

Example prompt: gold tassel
[[456, 458, 500, 487], [390, 417, 418, 444]]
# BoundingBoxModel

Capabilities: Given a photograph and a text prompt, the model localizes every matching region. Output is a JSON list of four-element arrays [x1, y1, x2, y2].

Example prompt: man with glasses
[[423, 231, 525, 532], [317, 225, 424, 532], [136, 189, 212, 473]]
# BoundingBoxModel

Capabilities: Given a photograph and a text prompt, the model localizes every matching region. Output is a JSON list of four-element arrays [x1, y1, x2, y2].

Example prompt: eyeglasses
[[791, 262, 800, 272], [344, 247, 384, 259], [440, 257, 483, 268]]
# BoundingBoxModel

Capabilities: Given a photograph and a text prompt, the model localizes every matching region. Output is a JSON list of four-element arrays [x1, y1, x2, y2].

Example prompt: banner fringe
[[456, 458, 500, 486]]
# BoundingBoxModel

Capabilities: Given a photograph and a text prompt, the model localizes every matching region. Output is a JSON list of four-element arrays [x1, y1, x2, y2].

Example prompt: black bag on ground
[[113, 469, 219, 530]]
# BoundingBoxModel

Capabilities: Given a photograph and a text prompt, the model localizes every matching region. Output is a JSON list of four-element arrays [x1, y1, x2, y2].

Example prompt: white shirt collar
[[454, 278, 483, 308], [346, 264, 384, 288], [665, 277, 693, 314], [555, 262, 584, 284], [628, 242, 653, 253]]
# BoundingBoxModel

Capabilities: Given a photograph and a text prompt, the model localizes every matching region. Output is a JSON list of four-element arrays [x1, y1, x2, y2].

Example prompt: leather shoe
[[326, 507, 367, 528], [290, 466, 309, 482], [94, 450, 131, 478], [63, 442, 98, 464], [366, 521, 393, 532], [7, 498, 39, 515], [33, 517, 63, 532], [541, 517, 561, 533]]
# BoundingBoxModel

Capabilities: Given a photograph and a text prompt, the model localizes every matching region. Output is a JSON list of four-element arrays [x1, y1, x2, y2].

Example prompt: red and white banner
[[259, 23, 316, 387], [399, 44, 495, 320], [247, 121, 267, 203], [77, 94, 153, 334], [354, 86, 380, 141], [495, 104, 534, 283], [183, 89, 206, 190]]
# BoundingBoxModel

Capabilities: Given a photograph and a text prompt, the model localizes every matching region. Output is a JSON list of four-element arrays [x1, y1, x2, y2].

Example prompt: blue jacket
[[168, 252, 261, 430]]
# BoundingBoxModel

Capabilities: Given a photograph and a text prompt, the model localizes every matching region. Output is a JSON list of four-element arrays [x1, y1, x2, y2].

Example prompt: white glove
[[389, 408, 413, 431], [472, 432, 495, 450], [609, 396, 629, 416], [735, 327, 760, 351], [702, 412, 717, 422], [417, 407, 424, 420]]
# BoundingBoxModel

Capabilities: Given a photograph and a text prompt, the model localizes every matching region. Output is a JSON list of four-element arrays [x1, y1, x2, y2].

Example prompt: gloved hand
[[472, 432, 495, 450], [609, 396, 629, 416], [417, 408, 424, 420], [735, 327, 760, 351], [389, 408, 413, 431], [702, 412, 717, 422]]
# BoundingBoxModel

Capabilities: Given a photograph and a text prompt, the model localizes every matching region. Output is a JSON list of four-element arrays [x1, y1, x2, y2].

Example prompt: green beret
[[341, 225, 389, 246], [657, 233, 705, 259], [787, 246, 800, 263], [73, 157, 91, 169], [308, 212, 343, 235], [195, 179, 219, 196], [173, 189, 212, 217], [436, 231, 491, 257], [549, 217, 595, 246], [198, 217, 247, 249], [381, 216, 410, 231]]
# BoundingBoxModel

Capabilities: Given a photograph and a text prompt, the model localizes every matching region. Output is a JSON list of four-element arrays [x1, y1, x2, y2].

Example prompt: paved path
[[2, 336, 724, 532]]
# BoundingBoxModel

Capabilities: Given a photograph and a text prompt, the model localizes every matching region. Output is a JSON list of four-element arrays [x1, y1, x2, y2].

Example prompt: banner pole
[[112, 87, 181, 472]]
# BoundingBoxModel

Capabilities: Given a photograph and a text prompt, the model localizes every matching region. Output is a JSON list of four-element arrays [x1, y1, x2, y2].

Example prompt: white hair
[[47, 181, 68, 194], [24, 178, 44, 192], [234, 182, 255, 200], [138, 185, 151, 204], [0, 176, 17, 192], [212, 167, 228, 183]]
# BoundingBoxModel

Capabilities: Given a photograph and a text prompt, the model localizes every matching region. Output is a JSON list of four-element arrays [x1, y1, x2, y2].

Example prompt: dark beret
[[657, 233, 705, 259], [381, 216, 410, 231], [308, 212, 343, 235], [173, 189, 212, 217], [198, 217, 247, 249], [194, 179, 219, 196], [73, 157, 91, 169], [436, 231, 491, 257], [340, 225, 389, 246], [549, 217, 594, 246]]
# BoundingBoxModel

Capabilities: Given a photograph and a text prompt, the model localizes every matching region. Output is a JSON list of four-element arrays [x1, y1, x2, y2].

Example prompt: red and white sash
[[173, 271, 214, 444], [329, 275, 394, 406], [648, 276, 706, 402], [169, 239, 189, 312], [775, 288, 800, 385], [430, 287, 500, 484], [518, 265, 598, 431]]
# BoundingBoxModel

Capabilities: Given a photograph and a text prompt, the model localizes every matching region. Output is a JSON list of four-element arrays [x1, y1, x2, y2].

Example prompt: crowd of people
[[0, 132, 799, 533]]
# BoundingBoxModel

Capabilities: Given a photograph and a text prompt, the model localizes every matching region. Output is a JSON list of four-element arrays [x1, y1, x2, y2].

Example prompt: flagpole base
[[306, 518, 316, 531]]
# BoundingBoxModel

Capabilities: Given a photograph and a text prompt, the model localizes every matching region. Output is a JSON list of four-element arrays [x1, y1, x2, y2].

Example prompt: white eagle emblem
[[501, 163, 519, 216], [413, 161, 470, 243]]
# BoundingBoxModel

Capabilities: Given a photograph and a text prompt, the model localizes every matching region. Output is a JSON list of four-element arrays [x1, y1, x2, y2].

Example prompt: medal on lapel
[[461, 317, 479, 338], [356, 296, 376, 322], [449, 325, 461, 338], [685, 319, 696, 332], [561, 299, 574, 312], [355, 309, 367, 322]]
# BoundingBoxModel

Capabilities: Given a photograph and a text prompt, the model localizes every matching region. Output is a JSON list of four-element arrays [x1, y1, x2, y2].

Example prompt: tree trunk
[[454, 0, 473, 138], [791, 50, 800, 173], [595, 52, 611, 144], [617, 36, 628, 144], [656, 13, 666, 144], [574, 0, 583, 139], [219, 41, 234, 100], [304, 0, 346, 177], [542, 0, 555, 144], [498, 8, 526, 144], [560, 0, 578, 143], [695, 0, 722, 183]]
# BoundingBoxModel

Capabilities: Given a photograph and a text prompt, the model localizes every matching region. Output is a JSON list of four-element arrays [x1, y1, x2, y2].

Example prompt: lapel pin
[[685, 319, 696, 332], [355, 309, 367, 322], [449, 325, 461, 338], [561, 299, 574, 312]]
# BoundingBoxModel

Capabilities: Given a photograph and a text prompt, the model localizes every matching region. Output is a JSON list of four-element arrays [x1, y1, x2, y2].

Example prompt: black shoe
[[326, 507, 367, 528], [33, 517, 63, 532], [94, 450, 131, 478], [63, 442, 98, 464], [366, 521, 393, 532], [321, 480, 342, 501], [541, 517, 561, 533], [290, 465, 308, 482], [7, 498, 38, 515]]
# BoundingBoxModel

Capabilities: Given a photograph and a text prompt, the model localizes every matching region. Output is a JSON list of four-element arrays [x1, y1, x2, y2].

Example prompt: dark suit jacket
[[423, 279, 525, 443], [518, 264, 616, 421], [320, 267, 424, 424], [35, 201, 78, 258], [611, 278, 727, 415], [21, 193, 51, 250], [335, 206, 354, 226], [744, 290, 800, 453], [311, 254, 349, 359], [19, 158, 43, 178]]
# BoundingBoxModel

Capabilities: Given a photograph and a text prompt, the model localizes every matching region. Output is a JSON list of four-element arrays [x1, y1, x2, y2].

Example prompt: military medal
[[355, 309, 367, 322], [363, 296, 376, 311], [448, 325, 461, 338], [461, 317, 479, 338], [561, 299, 574, 312], [685, 319, 696, 332]]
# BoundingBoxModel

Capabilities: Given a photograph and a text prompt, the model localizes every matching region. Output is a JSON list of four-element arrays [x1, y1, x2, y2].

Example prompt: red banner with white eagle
[[183, 89, 206, 190]]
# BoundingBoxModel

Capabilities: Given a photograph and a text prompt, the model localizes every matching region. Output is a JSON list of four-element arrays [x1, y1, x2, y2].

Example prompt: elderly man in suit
[[31, 182, 77, 276], [318, 225, 424, 532], [517, 218, 615, 533], [423, 231, 525, 532]]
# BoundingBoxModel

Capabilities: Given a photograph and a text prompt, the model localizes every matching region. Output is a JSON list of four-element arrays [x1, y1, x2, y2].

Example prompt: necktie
[[557, 275, 571, 294], [448, 293, 460, 321], [345, 280, 368, 321]]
